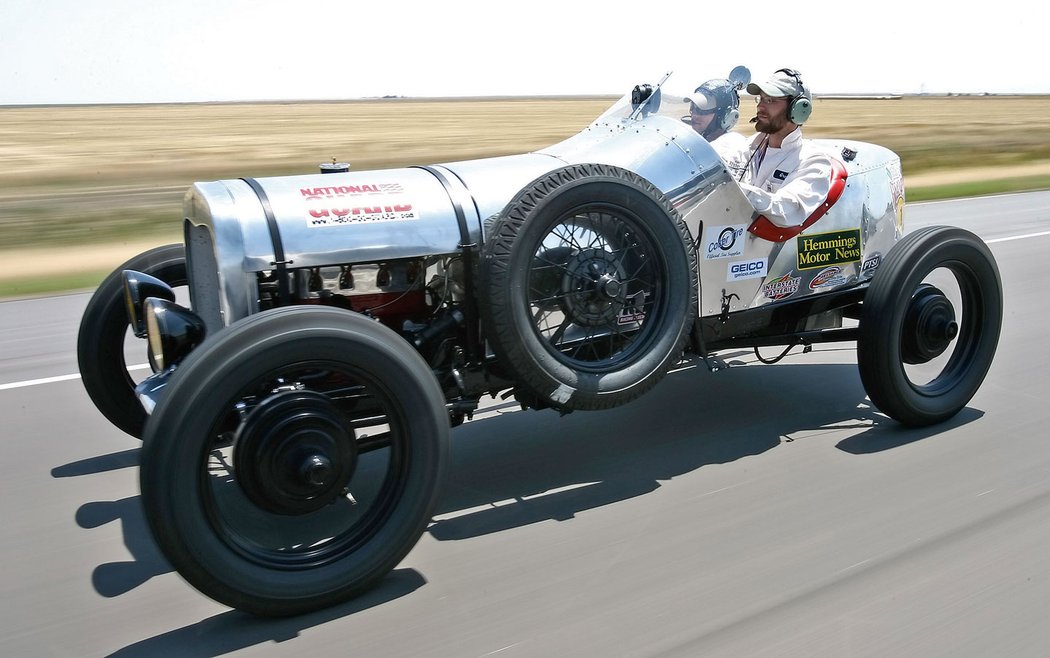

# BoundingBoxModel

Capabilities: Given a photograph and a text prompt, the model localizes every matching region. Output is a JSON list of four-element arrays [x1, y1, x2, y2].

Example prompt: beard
[[755, 113, 789, 134]]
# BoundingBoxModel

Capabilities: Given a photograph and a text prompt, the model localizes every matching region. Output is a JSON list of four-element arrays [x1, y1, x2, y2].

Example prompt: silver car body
[[182, 71, 904, 333]]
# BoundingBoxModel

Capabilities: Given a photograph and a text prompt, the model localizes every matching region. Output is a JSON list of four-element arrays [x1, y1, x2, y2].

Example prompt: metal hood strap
[[241, 177, 292, 303]]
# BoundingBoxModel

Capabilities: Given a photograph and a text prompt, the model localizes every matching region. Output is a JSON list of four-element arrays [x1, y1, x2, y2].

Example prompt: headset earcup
[[789, 97, 812, 124], [722, 108, 739, 130]]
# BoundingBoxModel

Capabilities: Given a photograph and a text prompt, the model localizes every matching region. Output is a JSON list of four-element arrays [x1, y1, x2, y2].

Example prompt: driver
[[720, 67, 835, 229], [683, 78, 742, 142]]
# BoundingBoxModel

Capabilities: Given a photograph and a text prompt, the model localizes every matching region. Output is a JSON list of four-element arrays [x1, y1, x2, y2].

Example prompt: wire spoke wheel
[[483, 164, 697, 411], [529, 210, 661, 365]]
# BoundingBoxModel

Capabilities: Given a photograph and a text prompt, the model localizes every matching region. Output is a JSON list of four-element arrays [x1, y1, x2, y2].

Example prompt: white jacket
[[721, 128, 834, 228]]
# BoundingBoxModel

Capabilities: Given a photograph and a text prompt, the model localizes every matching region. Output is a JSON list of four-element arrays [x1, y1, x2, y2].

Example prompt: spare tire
[[482, 163, 697, 411]]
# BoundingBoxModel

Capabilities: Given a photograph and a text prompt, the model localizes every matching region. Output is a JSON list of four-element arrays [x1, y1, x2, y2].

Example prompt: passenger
[[721, 68, 835, 229], [683, 78, 742, 142]]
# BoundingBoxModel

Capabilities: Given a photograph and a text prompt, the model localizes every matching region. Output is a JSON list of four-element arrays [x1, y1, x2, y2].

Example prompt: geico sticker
[[727, 258, 767, 281], [704, 224, 747, 260]]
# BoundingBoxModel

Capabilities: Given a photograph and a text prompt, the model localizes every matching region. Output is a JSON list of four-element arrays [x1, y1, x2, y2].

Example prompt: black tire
[[482, 163, 697, 411], [77, 244, 186, 438], [140, 306, 449, 616], [857, 225, 1002, 426]]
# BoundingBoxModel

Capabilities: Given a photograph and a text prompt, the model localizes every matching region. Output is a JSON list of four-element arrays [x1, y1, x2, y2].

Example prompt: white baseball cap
[[682, 89, 717, 111], [746, 69, 810, 99]]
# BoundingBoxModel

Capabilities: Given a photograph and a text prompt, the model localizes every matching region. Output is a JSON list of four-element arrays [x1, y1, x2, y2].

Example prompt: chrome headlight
[[123, 270, 176, 338], [144, 298, 206, 371]]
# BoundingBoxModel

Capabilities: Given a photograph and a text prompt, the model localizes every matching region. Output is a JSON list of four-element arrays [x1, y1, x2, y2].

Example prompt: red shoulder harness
[[746, 157, 848, 243]]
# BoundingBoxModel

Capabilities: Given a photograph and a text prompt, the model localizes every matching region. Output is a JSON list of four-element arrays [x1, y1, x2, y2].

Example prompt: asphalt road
[[1, 191, 1048, 657]]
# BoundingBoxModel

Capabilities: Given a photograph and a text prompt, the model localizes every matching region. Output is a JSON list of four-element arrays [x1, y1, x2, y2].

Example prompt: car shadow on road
[[428, 361, 985, 541], [75, 496, 168, 597], [67, 492, 429, 656], [107, 568, 426, 658], [53, 358, 985, 649], [837, 405, 985, 453], [51, 447, 139, 478]]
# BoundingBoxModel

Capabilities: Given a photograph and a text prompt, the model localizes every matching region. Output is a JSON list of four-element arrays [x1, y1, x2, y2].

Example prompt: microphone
[[749, 116, 758, 123]]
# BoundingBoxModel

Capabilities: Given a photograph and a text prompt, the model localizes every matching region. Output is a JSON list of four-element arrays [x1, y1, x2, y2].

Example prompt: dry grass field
[[1, 95, 1049, 295]]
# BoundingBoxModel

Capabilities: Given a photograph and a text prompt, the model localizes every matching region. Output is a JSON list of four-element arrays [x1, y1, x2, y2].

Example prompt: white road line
[[0, 363, 149, 391], [986, 230, 1050, 244], [0, 373, 82, 390], [912, 190, 1050, 205]]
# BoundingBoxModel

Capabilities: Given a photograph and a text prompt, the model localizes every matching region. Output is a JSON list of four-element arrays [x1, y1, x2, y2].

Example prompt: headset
[[775, 68, 813, 125], [719, 100, 740, 131], [701, 79, 741, 132]]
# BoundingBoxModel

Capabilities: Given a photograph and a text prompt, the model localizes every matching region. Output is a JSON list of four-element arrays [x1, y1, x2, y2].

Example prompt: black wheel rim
[[901, 283, 958, 365], [197, 359, 410, 569], [901, 260, 983, 395], [525, 206, 667, 370]]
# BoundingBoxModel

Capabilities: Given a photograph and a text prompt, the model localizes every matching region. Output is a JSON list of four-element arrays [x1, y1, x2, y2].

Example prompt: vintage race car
[[77, 67, 1002, 616]]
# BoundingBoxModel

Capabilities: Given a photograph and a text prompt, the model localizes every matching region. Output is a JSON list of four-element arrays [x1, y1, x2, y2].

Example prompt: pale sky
[[1, 0, 1044, 105]]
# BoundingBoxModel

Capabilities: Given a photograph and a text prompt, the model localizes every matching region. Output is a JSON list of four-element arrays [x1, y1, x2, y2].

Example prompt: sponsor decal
[[308, 204, 417, 225], [796, 229, 862, 270], [860, 252, 882, 277], [617, 311, 646, 325], [704, 224, 747, 260], [890, 174, 905, 233], [763, 272, 801, 301], [617, 291, 648, 325], [808, 265, 847, 290], [728, 258, 767, 281], [299, 183, 404, 198], [301, 182, 419, 225], [773, 169, 789, 181]]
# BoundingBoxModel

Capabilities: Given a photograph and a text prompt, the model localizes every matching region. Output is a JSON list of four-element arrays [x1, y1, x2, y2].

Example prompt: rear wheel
[[77, 244, 186, 438], [857, 226, 1002, 426], [482, 164, 697, 411], [140, 306, 449, 616]]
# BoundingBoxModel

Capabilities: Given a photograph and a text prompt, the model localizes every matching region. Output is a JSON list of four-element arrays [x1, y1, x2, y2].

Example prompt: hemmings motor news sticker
[[796, 229, 861, 270]]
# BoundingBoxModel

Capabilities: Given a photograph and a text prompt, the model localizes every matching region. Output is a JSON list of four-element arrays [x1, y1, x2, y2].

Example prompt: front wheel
[[77, 243, 186, 438], [140, 306, 449, 616], [857, 226, 1002, 426]]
